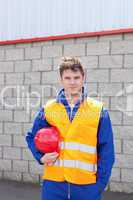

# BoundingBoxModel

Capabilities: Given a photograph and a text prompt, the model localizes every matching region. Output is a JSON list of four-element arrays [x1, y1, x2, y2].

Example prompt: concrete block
[[84, 83, 98, 97], [121, 169, 133, 183], [25, 47, 41, 59], [124, 33, 133, 40], [109, 111, 123, 125], [6, 73, 24, 85], [111, 41, 133, 54], [0, 110, 13, 121], [53, 57, 62, 70], [13, 85, 30, 97], [98, 83, 122, 97], [13, 135, 27, 147], [0, 123, 3, 134], [3, 171, 22, 181], [113, 125, 133, 139], [51, 84, 62, 97], [123, 113, 133, 125], [114, 154, 133, 168], [0, 50, 4, 60], [42, 71, 59, 84], [22, 148, 34, 161], [15, 60, 31, 72], [64, 44, 85, 56], [42, 45, 62, 57], [0, 74, 4, 85], [110, 182, 133, 193], [0, 85, 13, 97], [30, 85, 51, 97], [0, 147, 2, 158], [0, 61, 14, 72], [21, 97, 41, 112], [14, 110, 30, 122], [23, 123, 32, 135], [24, 72, 41, 84], [114, 139, 122, 153], [22, 173, 39, 183], [29, 161, 43, 174], [79, 56, 98, 69], [13, 160, 28, 172], [111, 69, 133, 82], [32, 59, 52, 71], [6, 49, 24, 60], [0, 135, 12, 146], [4, 122, 22, 135], [2, 97, 20, 111], [3, 147, 21, 159], [0, 159, 12, 170], [110, 96, 127, 111], [87, 42, 109, 55], [86, 69, 109, 82], [123, 140, 133, 154], [110, 168, 120, 181], [99, 55, 123, 68], [124, 55, 133, 68]]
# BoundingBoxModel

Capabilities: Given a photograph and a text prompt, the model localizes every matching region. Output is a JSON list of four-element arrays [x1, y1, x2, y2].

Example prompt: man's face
[[60, 69, 84, 96]]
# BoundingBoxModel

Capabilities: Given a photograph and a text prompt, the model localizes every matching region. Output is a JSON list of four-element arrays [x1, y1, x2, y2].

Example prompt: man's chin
[[65, 88, 82, 97], [70, 91, 81, 96]]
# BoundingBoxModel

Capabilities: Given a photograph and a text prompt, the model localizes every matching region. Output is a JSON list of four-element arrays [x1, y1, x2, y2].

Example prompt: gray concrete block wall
[[0, 33, 133, 192]]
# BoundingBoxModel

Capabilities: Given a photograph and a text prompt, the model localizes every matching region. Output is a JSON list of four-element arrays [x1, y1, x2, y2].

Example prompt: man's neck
[[64, 91, 82, 106]]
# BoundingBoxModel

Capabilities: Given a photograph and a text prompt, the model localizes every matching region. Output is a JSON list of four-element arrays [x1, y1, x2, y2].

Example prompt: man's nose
[[70, 79, 75, 84]]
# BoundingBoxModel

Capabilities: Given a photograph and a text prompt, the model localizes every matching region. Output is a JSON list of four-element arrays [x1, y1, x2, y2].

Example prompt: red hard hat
[[34, 127, 60, 153]]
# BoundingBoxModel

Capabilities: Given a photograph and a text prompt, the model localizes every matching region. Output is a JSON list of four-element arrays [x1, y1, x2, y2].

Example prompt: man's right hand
[[40, 152, 59, 166]]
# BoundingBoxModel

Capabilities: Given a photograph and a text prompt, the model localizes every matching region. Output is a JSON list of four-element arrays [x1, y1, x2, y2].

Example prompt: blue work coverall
[[26, 88, 115, 200]]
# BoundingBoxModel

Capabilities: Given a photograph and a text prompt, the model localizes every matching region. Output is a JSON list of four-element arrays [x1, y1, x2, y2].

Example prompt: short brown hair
[[59, 57, 84, 77]]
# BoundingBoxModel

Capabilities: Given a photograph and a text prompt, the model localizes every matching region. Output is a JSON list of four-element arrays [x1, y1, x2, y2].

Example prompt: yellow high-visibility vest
[[42, 97, 103, 185]]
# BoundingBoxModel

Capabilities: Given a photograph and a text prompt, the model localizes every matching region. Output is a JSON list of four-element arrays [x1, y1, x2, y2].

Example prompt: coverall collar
[[56, 86, 87, 106]]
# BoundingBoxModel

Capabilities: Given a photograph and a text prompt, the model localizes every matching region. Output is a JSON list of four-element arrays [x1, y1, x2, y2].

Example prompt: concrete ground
[[0, 180, 133, 200]]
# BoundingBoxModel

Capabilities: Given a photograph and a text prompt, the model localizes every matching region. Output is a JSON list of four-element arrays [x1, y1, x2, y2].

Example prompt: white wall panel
[[0, 0, 133, 41]]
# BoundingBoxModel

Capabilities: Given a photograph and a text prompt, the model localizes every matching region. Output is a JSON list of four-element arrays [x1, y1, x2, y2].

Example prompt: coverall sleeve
[[96, 108, 115, 192], [25, 107, 50, 164]]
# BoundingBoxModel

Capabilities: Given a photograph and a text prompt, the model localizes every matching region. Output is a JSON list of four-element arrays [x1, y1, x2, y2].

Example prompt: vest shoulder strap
[[44, 98, 57, 109], [86, 97, 103, 109]]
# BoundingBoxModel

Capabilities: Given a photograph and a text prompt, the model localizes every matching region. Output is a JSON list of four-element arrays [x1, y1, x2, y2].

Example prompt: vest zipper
[[68, 182, 71, 199]]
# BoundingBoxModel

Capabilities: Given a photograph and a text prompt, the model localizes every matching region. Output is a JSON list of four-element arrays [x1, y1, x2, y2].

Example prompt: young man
[[26, 57, 115, 200]]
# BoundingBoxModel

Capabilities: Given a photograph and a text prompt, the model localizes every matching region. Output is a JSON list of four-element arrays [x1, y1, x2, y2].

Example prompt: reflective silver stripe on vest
[[60, 142, 97, 154], [54, 159, 97, 172]]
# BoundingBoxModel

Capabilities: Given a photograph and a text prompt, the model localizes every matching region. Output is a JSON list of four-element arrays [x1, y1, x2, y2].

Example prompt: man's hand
[[40, 152, 59, 166]]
